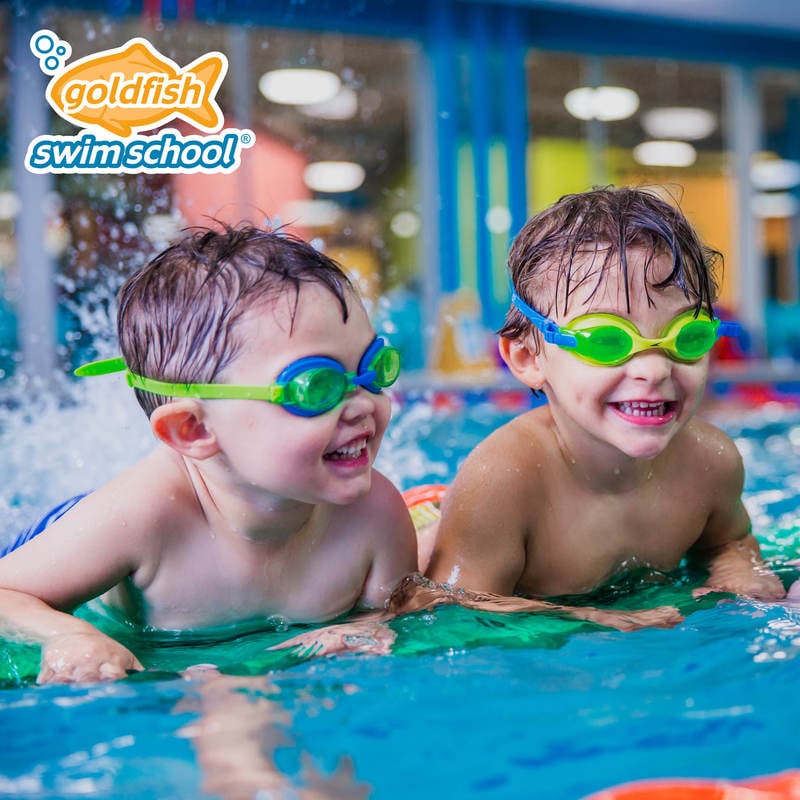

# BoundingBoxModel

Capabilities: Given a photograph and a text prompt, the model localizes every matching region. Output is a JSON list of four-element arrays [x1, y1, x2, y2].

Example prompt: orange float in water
[[402, 484, 447, 531], [402, 484, 448, 571], [401, 484, 448, 509], [583, 770, 800, 799]]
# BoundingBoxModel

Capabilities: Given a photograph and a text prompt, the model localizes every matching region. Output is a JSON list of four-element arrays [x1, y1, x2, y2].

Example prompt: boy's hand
[[271, 620, 396, 659], [567, 605, 684, 632], [388, 573, 684, 631], [38, 631, 143, 684], [694, 573, 786, 602], [699, 535, 786, 601]]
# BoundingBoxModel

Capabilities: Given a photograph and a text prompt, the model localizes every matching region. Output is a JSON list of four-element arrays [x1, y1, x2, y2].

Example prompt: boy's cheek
[[377, 396, 393, 431]]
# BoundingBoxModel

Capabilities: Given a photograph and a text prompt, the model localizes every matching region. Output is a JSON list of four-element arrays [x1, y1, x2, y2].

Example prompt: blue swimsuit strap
[[0, 492, 90, 559]]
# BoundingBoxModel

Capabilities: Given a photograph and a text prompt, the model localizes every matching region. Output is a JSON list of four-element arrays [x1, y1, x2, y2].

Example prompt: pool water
[[2, 380, 800, 799]]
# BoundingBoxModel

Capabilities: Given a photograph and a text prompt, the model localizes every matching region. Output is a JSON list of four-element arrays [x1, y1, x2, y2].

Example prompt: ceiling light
[[752, 192, 799, 219], [282, 199, 343, 227], [750, 159, 800, 191], [485, 206, 512, 234], [633, 140, 697, 167], [258, 68, 341, 106], [641, 107, 717, 140], [303, 161, 366, 193], [143, 213, 184, 246], [563, 86, 640, 122], [390, 211, 421, 239], [0, 191, 20, 220], [301, 86, 359, 120]]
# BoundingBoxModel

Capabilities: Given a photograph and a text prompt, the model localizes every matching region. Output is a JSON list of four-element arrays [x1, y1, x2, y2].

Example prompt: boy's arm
[[388, 573, 683, 631], [426, 441, 529, 595], [0, 587, 143, 683], [689, 432, 784, 601], [358, 472, 418, 610], [0, 487, 152, 682]]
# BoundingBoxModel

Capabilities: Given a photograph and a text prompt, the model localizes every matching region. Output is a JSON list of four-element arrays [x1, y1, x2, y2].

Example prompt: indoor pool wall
[[2, 378, 800, 798]]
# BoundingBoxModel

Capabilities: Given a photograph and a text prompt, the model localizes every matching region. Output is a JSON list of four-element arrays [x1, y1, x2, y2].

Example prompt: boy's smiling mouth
[[324, 436, 369, 462], [610, 400, 678, 423]]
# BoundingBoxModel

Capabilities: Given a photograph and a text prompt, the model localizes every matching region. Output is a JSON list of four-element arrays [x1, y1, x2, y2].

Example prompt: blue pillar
[[726, 66, 765, 355], [429, 0, 460, 294], [10, 13, 58, 383], [501, 6, 528, 242], [467, 5, 492, 327]]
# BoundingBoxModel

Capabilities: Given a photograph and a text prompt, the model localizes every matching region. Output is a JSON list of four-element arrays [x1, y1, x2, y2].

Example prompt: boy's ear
[[498, 336, 546, 391], [149, 400, 219, 459]]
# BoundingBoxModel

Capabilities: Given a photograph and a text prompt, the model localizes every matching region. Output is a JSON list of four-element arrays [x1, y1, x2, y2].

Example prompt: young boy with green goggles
[[0, 224, 417, 684], [424, 186, 785, 606]]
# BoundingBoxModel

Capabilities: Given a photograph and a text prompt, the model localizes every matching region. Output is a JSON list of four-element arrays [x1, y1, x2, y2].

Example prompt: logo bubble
[[30, 30, 71, 75]]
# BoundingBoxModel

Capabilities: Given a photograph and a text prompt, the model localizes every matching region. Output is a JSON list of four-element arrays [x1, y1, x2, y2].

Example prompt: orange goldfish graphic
[[46, 38, 227, 137]]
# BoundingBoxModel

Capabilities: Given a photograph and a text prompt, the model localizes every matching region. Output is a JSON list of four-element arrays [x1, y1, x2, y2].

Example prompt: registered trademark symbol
[[240, 132, 252, 144]]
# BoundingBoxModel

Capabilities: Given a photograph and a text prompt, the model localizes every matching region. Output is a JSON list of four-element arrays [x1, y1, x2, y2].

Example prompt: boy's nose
[[339, 386, 376, 421], [626, 349, 673, 384]]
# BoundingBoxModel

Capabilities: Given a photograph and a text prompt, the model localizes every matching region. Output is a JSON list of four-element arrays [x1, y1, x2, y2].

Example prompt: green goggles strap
[[74, 357, 286, 401], [74, 340, 401, 416]]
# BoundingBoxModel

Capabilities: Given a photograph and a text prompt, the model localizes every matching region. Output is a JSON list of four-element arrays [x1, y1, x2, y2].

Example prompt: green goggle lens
[[371, 346, 402, 388], [673, 318, 718, 360], [568, 311, 719, 366], [574, 326, 634, 365], [285, 369, 349, 413]]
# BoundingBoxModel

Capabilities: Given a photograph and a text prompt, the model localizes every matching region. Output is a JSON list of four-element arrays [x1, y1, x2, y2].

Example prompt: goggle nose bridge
[[350, 367, 378, 388]]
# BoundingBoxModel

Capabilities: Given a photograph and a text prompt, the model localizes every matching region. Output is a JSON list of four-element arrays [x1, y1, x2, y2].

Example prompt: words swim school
[[26, 129, 254, 174]]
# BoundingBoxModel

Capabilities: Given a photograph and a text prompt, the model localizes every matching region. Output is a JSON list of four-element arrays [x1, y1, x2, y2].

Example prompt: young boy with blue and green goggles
[[0, 224, 417, 684], [421, 186, 786, 611]]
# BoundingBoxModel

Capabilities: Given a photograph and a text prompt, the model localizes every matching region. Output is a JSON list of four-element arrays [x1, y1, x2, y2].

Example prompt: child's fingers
[[299, 642, 324, 660]]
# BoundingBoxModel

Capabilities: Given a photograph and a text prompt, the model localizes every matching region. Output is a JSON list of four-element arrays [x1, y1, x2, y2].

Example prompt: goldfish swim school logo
[[25, 30, 255, 174]]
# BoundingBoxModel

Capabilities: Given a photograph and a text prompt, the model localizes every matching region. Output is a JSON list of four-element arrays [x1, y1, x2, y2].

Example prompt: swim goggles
[[75, 336, 401, 417], [511, 291, 741, 366]]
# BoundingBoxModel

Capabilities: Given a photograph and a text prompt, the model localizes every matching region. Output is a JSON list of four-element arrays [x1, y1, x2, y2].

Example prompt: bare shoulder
[[339, 469, 414, 537], [450, 407, 551, 499], [439, 407, 552, 543], [676, 417, 744, 483], [98, 447, 193, 515], [84, 446, 199, 554], [0, 445, 194, 610], [329, 469, 417, 580]]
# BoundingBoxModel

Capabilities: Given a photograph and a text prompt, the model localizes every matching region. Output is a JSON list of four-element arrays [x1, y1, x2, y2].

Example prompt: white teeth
[[329, 438, 367, 458], [616, 401, 669, 417]]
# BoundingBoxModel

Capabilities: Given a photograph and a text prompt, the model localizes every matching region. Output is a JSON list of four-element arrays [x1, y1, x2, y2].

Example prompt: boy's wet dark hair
[[117, 222, 354, 416], [498, 186, 722, 345]]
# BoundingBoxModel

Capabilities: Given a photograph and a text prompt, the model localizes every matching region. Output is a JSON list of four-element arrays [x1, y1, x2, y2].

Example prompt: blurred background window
[[3, 3, 800, 381], [527, 52, 732, 306], [2, 10, 423, 377]]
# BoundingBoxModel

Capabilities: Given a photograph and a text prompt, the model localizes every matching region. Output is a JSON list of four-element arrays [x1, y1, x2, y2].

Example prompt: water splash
[[0, 372, 151, 547]]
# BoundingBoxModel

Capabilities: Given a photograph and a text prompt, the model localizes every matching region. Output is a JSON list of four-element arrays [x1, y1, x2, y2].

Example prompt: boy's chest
[[115, 525, 371, 629], [519, 488, 709, 597]]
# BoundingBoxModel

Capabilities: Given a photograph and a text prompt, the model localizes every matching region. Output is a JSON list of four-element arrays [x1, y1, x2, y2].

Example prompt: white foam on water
[[0, 372, 152, 546]]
